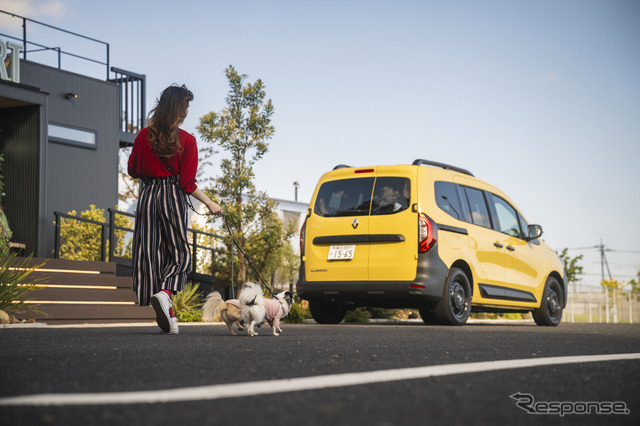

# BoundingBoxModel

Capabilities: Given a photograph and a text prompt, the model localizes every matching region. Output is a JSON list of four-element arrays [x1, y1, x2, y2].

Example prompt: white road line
[[1, 353, 638, 406]]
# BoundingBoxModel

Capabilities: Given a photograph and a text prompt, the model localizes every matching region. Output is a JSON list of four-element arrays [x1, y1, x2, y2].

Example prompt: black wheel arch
[[547, 271, 567, 309], [449, 260, 474, 298]]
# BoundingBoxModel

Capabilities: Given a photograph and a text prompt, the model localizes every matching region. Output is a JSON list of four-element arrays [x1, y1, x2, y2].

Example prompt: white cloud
[[0, 0, 69, 19], [38, 0, 68, 19], [0, 0, 69, 31], [0, 0, 36, 17]]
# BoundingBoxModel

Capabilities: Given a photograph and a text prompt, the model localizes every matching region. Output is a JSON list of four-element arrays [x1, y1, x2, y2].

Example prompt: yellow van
[[297, 159, 566, 326]]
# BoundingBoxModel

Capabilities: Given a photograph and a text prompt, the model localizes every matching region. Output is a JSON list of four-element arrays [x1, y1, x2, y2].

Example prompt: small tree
[[557, 248, 583, 285], [628, 271, 640, 302], [197, 65, 281, 292], [118, 147, 139, 205]]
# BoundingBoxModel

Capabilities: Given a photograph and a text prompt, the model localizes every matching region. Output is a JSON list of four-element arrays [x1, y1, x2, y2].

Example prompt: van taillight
[[300, 217, 307, 256], [418, 213, 436, 252]]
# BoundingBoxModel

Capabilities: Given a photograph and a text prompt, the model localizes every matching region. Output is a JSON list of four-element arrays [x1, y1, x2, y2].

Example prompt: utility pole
[[600, 239, 617, 323]]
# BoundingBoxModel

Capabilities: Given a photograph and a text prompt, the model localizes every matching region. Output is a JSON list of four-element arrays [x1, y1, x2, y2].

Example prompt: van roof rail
[[412, 159, 474, 177], [333, 164, 352, 170]]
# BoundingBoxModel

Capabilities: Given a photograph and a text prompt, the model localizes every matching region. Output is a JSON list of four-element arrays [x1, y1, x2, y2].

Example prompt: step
[[7, 257, 117, 274], [28, 286, 138, 303], [29, 272, 133, 287], [18, 304, 156, 324], [3, 257, 152, 324]]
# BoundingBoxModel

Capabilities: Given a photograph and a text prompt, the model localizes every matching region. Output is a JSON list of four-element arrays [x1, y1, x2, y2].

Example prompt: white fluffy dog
[[239, 282, 293, 336]]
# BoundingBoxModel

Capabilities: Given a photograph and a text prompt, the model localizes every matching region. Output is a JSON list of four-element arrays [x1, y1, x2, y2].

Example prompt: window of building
[[48, 123, 96, 149]]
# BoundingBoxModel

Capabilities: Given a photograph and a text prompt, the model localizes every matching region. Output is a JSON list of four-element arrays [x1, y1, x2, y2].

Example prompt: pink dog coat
[[227, 298, 284, 328]]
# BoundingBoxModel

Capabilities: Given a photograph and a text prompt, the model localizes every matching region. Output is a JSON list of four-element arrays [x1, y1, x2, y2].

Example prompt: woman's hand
[[191, 188, 223, 216], [207, 201, 223, 216]]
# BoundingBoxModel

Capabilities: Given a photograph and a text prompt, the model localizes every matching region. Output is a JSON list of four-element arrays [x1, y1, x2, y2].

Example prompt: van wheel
[[309, 300, 347, 324], [435, 268, 471, 325], [533, 276, 563, 326]]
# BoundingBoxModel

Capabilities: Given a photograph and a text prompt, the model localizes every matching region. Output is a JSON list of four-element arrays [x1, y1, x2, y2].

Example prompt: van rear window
[[371, 177, 410, 215], [314, 177, 375, 217], [314, 177, 411, 217]]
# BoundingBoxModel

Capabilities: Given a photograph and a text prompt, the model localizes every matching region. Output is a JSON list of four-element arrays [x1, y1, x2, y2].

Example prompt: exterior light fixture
[[65, 92, 77, 100]]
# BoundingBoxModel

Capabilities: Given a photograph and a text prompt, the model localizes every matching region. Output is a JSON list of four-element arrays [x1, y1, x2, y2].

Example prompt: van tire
[[533, 276, 563, 326], [309, 300, 347, 324], [435, 268, 471, 325]]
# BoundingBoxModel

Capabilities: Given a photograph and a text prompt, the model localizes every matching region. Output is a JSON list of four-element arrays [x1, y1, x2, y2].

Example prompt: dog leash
[[220, 214, 276, 298], [190, 203, 276, 298]]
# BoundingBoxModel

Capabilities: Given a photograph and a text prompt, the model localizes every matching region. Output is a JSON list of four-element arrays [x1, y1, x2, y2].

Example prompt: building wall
[[11, 61, 120, 257]]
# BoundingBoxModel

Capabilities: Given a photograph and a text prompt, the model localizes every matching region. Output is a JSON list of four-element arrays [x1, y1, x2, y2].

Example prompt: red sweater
[[127, 127, 198, 194]]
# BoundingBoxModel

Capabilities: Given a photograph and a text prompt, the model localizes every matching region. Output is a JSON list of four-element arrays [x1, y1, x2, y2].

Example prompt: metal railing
[[0, 9, 110, 80], [53, 209, 221, 285], [111, 67, 146, 145]]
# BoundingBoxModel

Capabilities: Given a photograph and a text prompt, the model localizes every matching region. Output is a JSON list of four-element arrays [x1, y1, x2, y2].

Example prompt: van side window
[[463, 187, 492, 229], [490, 194, 521, 238], [314, 177, 375, 217], [371, 177, 410, 215], [434, 181, 463, 221]]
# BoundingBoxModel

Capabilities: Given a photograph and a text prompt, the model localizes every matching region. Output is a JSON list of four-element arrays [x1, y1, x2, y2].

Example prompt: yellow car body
[[297, 160, 566, 326]]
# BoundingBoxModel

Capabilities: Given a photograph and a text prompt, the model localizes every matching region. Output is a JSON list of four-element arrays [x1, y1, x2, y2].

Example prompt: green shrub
[[175, 308, 203, 323], [367, 307, 398, 319], [283, 301, 311, 323], [58, 205, 132, 261], [0, 251, 45, 315], [345, 307, 371, 323], [173, 282, 204, 322]]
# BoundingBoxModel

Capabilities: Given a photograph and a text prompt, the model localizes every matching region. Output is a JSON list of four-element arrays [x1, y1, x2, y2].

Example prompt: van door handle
[[507, 246, 515, 251], [493, 242, 504, 248]]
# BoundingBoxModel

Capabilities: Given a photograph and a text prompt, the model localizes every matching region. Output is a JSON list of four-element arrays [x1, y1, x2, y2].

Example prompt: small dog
[[239, 282, 294, 336], [202, 292, 244, 335]]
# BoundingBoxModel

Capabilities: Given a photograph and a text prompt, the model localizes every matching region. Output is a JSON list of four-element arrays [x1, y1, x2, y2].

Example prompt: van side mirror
[[527, 224, 543, 241]]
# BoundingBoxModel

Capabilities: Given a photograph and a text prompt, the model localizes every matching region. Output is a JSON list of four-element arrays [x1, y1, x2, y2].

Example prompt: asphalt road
[[1, 321, 639, 425]]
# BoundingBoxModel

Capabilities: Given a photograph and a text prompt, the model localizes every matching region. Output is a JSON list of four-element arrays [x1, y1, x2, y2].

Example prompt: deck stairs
[[12, 257, 155, 324]]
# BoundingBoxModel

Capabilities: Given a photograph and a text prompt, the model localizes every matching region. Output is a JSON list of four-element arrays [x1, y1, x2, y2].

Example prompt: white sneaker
[[150, 292, 172, 333], [169, 317, 179, 334]]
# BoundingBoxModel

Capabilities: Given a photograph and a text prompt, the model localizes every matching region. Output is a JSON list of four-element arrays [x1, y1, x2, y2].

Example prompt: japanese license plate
[[327, 244, 355, 260]]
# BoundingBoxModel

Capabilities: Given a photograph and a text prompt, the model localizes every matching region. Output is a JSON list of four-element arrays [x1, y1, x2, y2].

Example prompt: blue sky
[[1, 0, 638, 288]]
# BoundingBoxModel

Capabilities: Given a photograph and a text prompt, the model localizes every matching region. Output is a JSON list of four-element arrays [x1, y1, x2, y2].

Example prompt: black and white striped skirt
[[132, 176, 190, 306]]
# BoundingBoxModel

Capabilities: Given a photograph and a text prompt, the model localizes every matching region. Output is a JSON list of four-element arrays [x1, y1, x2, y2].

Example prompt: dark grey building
[[0, 13, 144, 258]]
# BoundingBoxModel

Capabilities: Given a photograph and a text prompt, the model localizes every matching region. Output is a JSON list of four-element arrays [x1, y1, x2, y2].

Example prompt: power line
[[566, 246, 599, 251]]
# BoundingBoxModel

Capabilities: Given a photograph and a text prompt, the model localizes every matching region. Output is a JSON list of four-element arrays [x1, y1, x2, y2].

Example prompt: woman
[[128, 84, 222, 334]]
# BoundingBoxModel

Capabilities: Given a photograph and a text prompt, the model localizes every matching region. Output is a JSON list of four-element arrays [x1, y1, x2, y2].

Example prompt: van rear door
[[305, 174, 374, 282], [368, 168, 418, 281]]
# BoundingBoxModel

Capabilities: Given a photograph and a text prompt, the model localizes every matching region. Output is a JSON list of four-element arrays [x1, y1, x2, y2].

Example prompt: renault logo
[[352, 218, 359, 229]]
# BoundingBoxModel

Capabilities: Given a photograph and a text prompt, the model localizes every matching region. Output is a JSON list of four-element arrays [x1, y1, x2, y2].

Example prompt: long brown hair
[[147, 84, 194, 157]]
